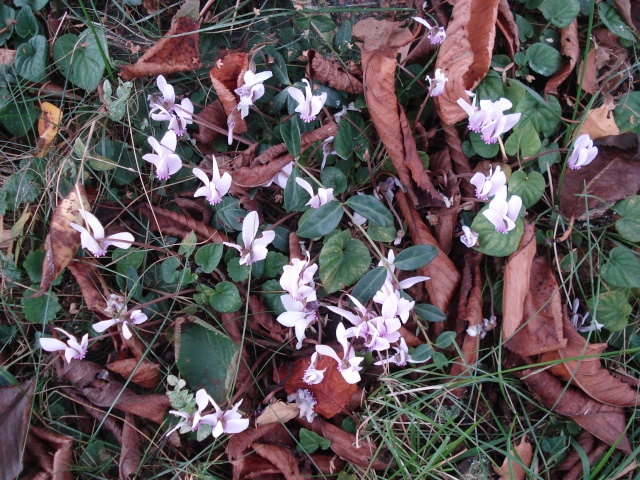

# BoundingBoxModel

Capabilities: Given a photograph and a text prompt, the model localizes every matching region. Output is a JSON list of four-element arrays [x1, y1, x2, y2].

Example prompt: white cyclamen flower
[[262, 161, 293, 189], [235, 70, 273, 119], [287, 389, 317, 423], [482, 186, 522, 234], [70, 211, 134, 257], [460, 226, 478, 248], [427, 68, 447, 97], [148, 75, 193, 136], [40, 328, 89, 363], [469, 165, 507, 200], [276, 294, 318, 350], [196, 393, 250, 438], [93, 309, 148, 340], [143, 130, 183, 180], [457, 93, 520, 144], [288, 79, 327, 123], [223, 211, 275, 265], [303, 352, 326, 385], [374, 338, 430, 367], [315, 323, 364, 384], [280, 253, 317, 301], [193, 159, 232, 205], [567, 134, 598, 170], [570, 299, 603, 333], [295, 178, 335, 209], [413, 17, 446, 44]]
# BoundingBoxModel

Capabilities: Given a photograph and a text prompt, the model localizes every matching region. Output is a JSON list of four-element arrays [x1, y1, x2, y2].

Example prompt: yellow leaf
[[36, 102, 62, 158]]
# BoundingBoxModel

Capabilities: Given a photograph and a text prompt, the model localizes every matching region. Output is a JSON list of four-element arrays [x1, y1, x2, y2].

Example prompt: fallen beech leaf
[[541, 320, 639, 408], [352, 17, 414, 58], [107, 358, 162, 389], [27, 425, 73, 480], [0, 379, 35, 480], [138, 204, 226, 243], [209, 51, 248, 135], [306, 50, 363, 94], [557, 430, 595, 473], [67, 258, 111, 318], [517, 368, 632, 454], [559, 138, 640, 221], [32, 184, 89, 297], [251, 442, 309, 480], [193, 100, 227, 149], [255, 401, 299, 427], [0, 48, 15, 65], [119, 413, 141, 480], [492, 436, 533, 480], [563, 442, 609, 480], [578, 48, 598, 95], [119, 0, 201, 80], [35, 102, 62, 158], [545, 20, 579, 96], [281, 354, 357, 418], [361, 47, 421, 205], [496, 0, 520, 60], [296, 416, 391, 470], [505, 257, 567, 356], [434, 0, 501, 125], [396, 190, 461, 319], [592, 28, 630, 93], [575, 102, 620, 140], [501, 220, 536, 340]]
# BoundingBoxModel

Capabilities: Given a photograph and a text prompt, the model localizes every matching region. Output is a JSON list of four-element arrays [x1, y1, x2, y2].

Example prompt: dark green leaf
[[319, 230, 371, 293], [614, 92, 640, 134], [436, 331, 456, 349], [351, 267, 387, 303], [414, 304, 446, 322], [53, 28, 108, 92], [587, 291, 631, 331], [345, 195, 393, 227], [333, 118, 354, 159], [515, 14, 533, 42], [410, 344, 433, 362], [209, 281, 242, 313], [23, 249, 44, 283], [261, 279, 286, 315], [266, 49, 290, 85], [281, 116, 301, 158], [540, 0, 580, 28], [178, 231, 197, 258], [335, 21, 352, 50], [508, 170, 545, 208], [297, 428, 331, 454], [195, 244, 223, 274], [600, 247, 640, 289], [264, 251, 289, 279], [297, 201, 343, 238], [22, 286, 61, 324], [614, 195, 640, 242], [226, 256, 250, 283], [0, 4, 16, 45], [16, 6, 38, 38], [15, 35, 48, 83], [0, 172, 41, 211], [368, 224, 397, 243], [470, 206, 524, 257], [393, 245, 437, 271], [505, 120, 542, 157], [526, 43, 562, 76], [284, 167, 310, 213], [321, 166, 347, 195], [14, 0, 48, 11], [470, 131, 500, 158], [598, 2, 635, 41]]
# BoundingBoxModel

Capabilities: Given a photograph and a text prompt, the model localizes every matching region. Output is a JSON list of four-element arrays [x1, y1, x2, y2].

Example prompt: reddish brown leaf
[[517, 368, 632, 454], [557, 430, 595, 472], [540, 320, 639, 408], [501, 219, 536, 340], [27, 425, 73, 480], [545, 20, 579, 96], [578, 48, 598, 95], [492, 436, 533, 480], [32, 184, 89, 297], [352, 17, 414, 55], [434, 0, 501, 125], [281, 355, 357, 418], [613, 0, 638, 30], [505, 257, 567, 356], [138, 204, 226, 243], [119, 1, 201, 80], [362, 47, 419, 205], [107, 358, 162, 389], [496, 0, 520, 60], [0, 379, 35, 480], [0, 48, 15, 65], [193, 100, 227, 149], [563, 442, 609, 480], [575, 100, 620, 140], [119, 414, 141, 480], [442, 124, 476, 200], [306, 50, 363, 94], [396, 190, 461, 320], [559, 139, 640, 221], [67, 258, 111, 318], [209, 52, 249, 135], [251, 443, 309, 480]]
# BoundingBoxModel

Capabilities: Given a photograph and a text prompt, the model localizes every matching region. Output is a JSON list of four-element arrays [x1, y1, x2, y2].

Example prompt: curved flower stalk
[[69, 211, 134, 257], [287, 389, 317, 423], [482, 186, 522, 234], [457, 92, 520, 144], [288, 79, 327, 123], [427, 68, 447, 97], [40, 328, 88, 363], [469, 165, 506, 200], [295, 178, 335, 209], [193, 157, 232, 205], [567, 134, 598, 170], [235, 69, 273, 119], [223, 211, 275, 265], [93, 296, 148, 340], [315, 323, 364, 384], [148, 75, 193, 136], [142, 130, 183, 180], [412, 17, 446, 44]]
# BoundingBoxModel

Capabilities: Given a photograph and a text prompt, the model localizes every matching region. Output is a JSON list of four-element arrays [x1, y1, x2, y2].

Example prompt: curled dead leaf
[[209, 51, 249, 136], [67, 258, 111, 318], [575, 100, 620, 140], [119, 413, 141, 480], [107, 358, 162, 389], [578, 48, 598, 95], [138, 204, 226, 243], [193, 100, 227, 149], [26, 425, 73, 480], [251, 442, 309, 480], [496, 0, 520, 60], [545, 20, 579, 96], [352, 17, 414, 58], [0, 379, 35, 480], [434, 0, 501, 125], [255, 401, 300, 427], [492, 436, 533, 480], [36, 102, 62, 158], [306, 50, 363, 94], [0, 48, 15, 65]]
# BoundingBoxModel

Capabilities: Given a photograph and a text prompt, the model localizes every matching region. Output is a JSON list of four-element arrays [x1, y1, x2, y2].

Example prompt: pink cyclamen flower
[[193, 159, 232, 205], [262, 161, 293, 188], [460, 226, 478, 248], [303, 352, 326, 385], [276, 294, 318, 349], [196, 392, 250, 438], [413, 17, 446, 44], [373, 338, 430, 367], [143, 130, 183, 180], [469, 165, 507, 200], [457, 93, 520, 144], [315, 323, 364, 384], [235, 70, 273, 119], [427, 68, 447, 97], [295, 178, 335, 209], [148, 75, 193, 136], [288, 79, 327, 123], [70, 210, 134, 257], [482, 186, 522, 234], [567, 134, 598, 170], [287, 389, 317, 423], [93, 309, 148, 340], [40, 328, 88, 363], [223, 211, 275, 265], [280, 253, 317, 301]]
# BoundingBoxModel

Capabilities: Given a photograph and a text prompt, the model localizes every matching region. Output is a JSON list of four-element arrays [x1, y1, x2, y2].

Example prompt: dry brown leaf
[[442, 124, 476, 200], [563, 442, 609, 480], [193, 100, 227, 149], [67, 258, 111, 318], [575, 102, 620, 140], [27, 425, 73, 480], [32, 184, 89, 297], [0, 379, 35, 480], [501, 219, 536, 340], [251, 443, 308, 480], [434, 0, 501, 125], [352, 17, 414, 57], [119, 0, 201, 80], [107, 358, 162, 389], [138, 204, 226, 243], [557, 430, 595, 473], [281, 354, 357, 418], [255, 401, 300, 427], [540, 320, 639, 408], [517, 368, 632, 454], [591, 28, 630, 93], [505, 257, 567, 356], [496, 0, 520, 60], [493, 436, 533, 480], [306, 50, 363, 94], [577, 48, 598, 95], [119, 413, 141, 480], [35, 102, 62, 158], [545, 20, 579, 96], [361, 47, 419, 205], [0, 48, 15, 65], [613, 0, 637, 30], [396, 190, 461, 318], [209, 52, 249, 136], [559, 138, 640, 221]]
